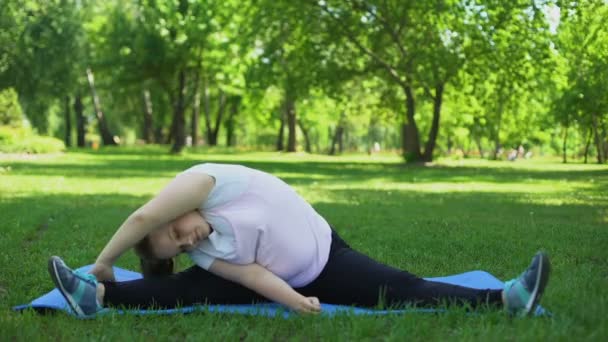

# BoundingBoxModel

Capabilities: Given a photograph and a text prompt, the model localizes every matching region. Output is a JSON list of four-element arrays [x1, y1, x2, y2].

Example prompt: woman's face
[[148, 210, 212, 259]]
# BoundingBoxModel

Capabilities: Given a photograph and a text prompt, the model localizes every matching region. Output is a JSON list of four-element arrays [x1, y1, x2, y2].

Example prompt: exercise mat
[[13, 265, 548, 317]]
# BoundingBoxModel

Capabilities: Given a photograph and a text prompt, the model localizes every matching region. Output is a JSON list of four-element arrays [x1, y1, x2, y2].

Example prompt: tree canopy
[[0, 0, 606, 163]]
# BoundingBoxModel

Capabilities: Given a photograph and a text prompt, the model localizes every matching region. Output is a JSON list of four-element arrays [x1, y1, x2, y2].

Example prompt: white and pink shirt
[[182, 163, 332, 287]]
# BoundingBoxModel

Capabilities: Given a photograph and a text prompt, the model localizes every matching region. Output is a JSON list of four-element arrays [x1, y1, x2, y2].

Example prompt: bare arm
[[209, 260, 321, 314], [94, 172, 215, 267]]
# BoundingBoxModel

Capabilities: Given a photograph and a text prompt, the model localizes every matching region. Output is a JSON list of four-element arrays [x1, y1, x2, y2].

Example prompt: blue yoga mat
[[13, 265, 547, 317]]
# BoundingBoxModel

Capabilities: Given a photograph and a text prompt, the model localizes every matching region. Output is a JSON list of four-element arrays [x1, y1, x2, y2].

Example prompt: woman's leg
[[102, 265, 265, 309], [298, 231, 503, 308]]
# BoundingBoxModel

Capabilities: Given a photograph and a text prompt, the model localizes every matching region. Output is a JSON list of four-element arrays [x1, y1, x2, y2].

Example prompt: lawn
[[1, 148, 607, 341]]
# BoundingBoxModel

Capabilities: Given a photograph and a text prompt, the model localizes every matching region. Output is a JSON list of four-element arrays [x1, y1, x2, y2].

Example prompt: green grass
[[1, 147, 607, 341]]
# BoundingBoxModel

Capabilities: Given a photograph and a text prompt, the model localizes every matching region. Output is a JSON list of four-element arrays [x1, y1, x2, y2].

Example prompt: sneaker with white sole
[[48, 256, 103, 318], [503, 252, 551, 316]]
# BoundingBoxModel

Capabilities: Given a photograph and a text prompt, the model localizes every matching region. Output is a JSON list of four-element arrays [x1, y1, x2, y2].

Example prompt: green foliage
[[0, 0, 606, 162], [0, 88, 23, 127], [549, 0, 608, 162], [0, 126, 65, 153], [0, 0, 86, 132]]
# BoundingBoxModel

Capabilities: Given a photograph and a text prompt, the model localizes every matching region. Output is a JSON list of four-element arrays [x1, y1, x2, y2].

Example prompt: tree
[[248, 1, 340, 152], [312, 0, 554, 162], [0, 0, 87, 136], [97, 0, 222, 152], [553, 0, 608, 163]]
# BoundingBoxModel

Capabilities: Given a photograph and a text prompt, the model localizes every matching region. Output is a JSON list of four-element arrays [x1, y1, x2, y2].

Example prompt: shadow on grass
[[68, 145, 253, 156], [0, 192, 147, 250], [3, 156, 607, 188]]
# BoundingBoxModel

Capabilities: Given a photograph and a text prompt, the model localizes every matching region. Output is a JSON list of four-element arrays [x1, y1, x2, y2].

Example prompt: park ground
[[0, 148, 607, 341]]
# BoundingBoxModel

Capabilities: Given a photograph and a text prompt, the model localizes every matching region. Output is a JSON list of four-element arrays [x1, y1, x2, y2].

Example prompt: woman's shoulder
[[183, 163, 247, 175], [182, 163, 252, 209]]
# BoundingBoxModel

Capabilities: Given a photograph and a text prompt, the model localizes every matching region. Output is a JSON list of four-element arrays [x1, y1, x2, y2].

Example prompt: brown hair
[[134, 235, 175, 278]]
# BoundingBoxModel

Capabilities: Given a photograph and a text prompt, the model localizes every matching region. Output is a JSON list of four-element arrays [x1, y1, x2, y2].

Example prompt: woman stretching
[[48, 163, 550, 317]]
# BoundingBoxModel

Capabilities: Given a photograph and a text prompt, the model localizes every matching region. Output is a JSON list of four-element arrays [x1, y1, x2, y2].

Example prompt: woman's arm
[[94, 172, 215, 270], [209, 260, 321, 314]]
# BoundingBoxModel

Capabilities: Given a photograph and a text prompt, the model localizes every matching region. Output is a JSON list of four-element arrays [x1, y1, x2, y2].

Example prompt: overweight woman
[[48, 163, 550, 317]]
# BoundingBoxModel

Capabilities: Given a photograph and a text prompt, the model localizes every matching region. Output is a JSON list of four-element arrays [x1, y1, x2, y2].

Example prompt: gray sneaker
[[48, 256, 102, 318], [503, 252, 551, 316]]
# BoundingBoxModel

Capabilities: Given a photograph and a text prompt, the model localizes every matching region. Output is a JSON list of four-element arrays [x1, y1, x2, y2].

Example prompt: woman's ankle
[[96, 283, 105, 306]]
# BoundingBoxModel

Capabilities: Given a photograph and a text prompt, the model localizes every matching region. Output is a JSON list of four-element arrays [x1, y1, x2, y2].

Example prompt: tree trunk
[[74, 93, 85, 148], [492, 107, 503, 160], [338, 126, 344, 153], [601, 118, 608, 162], [154, 126, 164, 144], [170, 70, 187, 154], [64, 95, 71, 147], [592, 112, 605, 164], [491, 106, 504, 160], [225, 96, 240, 147], [276, 110, 285, 151], [165, 101, 176, 145], [298, 119, 311, 153], [190, 71, 200, 146], [165, 120, 175, 145], [329, 126, 344, 155], [422, 83, 444, 162], [142, 89, 153, 143], [562, 124, 568, 164], [491, 83, 506, 160], [329, 125, 344, 156], [446, 135, 453, 155], [202, 78, 225, 147], [493, 138, 501, 160], [85, 68, 116, 146], [286, 96, 297, 152], [202, 76, 211, 145], [475, 135, 484, 158], [209, 89, 226, 146], [584, 126, 592, 164], [462, 146, 469, 158], [191, 86, 200, 147], [401, 85, 422, 162], [329, 114, 345, 155]]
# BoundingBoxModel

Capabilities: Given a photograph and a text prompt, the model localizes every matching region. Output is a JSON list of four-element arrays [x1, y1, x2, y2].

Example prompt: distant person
[[47, 163, 550, 317], [373, 142, 381, 153], [518, 145, 525, 158], [368, 142, 381, 155], [508, 149, 518, 161]]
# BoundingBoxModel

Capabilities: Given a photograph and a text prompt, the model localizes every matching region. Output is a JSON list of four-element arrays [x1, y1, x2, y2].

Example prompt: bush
[[0, 126, 65, 153], [0, 88, 24, 127]]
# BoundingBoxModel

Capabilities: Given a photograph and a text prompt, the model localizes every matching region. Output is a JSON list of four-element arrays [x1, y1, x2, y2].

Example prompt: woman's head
[[134, 210, 212, 277]]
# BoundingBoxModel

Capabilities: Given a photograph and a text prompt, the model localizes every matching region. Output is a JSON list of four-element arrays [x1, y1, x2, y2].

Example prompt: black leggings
[[103, 230, 503, 309]]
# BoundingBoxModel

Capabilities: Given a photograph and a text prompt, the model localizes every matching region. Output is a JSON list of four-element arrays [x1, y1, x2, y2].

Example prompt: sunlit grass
[[1, 149, 607, 340]]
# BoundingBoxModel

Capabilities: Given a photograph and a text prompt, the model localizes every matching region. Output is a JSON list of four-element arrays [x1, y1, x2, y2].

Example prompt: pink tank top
[[190, 164, 332, 287]]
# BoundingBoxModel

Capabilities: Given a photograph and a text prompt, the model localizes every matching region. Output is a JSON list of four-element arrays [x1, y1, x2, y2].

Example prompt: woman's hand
[[208, 260, 322, 314], [89, 262, 115, 282], [293, 296, 321, 314]]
